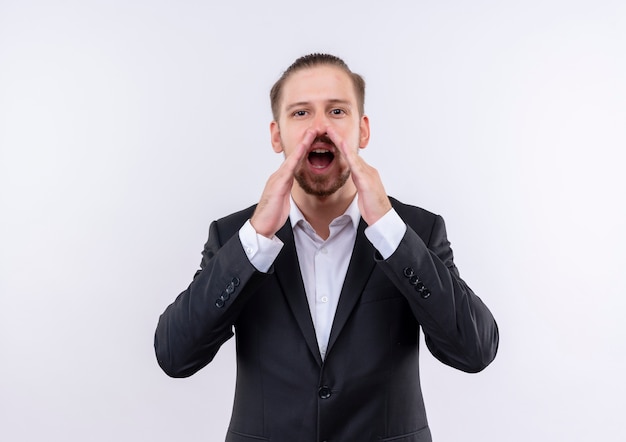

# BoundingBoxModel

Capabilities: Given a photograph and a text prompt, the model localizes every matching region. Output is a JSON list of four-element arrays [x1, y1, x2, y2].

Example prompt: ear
[[358, 115, 370, 150], [270, 121, 283, 153]]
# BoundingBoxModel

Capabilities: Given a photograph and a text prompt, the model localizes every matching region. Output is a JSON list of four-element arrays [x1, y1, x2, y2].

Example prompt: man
[[155, 53, 498, 442]]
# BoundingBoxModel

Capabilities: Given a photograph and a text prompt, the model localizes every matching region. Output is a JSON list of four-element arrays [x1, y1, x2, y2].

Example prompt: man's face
[[270, 65, 370, 197]]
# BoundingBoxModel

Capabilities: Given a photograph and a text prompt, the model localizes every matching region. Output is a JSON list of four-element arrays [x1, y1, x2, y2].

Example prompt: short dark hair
[[270, 53, 366, 121]]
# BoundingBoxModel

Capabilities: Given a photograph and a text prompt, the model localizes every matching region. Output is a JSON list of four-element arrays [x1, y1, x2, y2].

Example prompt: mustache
[[311, 134, 336, 148]]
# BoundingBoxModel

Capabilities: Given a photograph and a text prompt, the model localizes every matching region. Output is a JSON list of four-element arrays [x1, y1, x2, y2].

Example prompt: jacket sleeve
[[375, 214, 499, 373], [154, 220, 270, 378]]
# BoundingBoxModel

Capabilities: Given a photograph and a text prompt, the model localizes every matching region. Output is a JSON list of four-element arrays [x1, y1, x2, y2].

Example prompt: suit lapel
[[274, 221, 323, 366], [326, 219, 376, 357]]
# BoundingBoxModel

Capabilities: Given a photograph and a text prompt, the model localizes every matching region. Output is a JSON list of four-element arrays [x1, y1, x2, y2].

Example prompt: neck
[[291, 180, 357, 240]]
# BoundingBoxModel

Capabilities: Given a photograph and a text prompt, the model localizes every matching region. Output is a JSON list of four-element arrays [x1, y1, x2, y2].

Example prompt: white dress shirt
[[239, 196, 407, 359]]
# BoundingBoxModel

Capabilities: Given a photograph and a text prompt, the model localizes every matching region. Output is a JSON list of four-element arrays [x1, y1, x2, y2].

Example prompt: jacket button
[[403, 267, 415, 277], [318, 386, 332, 399], [225, 282, 235, 294], [420, 288, 431, 299]]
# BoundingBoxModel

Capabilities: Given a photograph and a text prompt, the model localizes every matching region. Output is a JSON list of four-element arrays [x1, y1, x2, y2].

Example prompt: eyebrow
[[285, 99, 353, 112]]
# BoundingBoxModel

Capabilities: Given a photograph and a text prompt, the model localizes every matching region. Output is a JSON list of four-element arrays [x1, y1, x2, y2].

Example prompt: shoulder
[[211, 204, 257, 239], [389, 196, 439, 223], [388, 196, 443, 239]]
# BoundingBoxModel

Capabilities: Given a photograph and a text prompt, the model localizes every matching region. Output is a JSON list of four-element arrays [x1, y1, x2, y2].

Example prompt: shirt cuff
[[238, 220, 284, 273], [364, 209, 407, 260]]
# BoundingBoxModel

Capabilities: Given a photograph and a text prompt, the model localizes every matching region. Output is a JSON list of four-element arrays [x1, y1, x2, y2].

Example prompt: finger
[[283, 128, 316, 172], [325, 125, 359, 168]]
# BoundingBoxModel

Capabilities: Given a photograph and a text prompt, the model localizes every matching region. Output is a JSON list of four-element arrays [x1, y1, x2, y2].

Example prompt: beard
[[294, 167, 351, 197]]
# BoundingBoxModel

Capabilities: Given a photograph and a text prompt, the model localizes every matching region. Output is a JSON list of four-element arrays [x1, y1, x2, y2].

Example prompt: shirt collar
[[289, 195, 361, 231]]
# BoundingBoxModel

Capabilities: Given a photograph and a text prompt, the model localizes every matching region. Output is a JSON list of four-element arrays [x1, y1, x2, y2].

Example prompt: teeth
[[311, 149, 330, 153]]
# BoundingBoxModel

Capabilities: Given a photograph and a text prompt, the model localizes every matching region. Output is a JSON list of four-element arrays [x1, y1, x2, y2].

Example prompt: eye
[[330, 108, 346, 116], [292, 110, 307, 117]]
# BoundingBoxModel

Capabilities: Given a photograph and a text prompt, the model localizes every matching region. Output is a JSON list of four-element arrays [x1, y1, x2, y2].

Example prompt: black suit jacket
[[155, 197, 498, 442]]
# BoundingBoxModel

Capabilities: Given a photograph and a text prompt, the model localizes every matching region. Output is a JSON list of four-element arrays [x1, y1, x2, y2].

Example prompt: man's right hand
[[250, 129, 316, 238]]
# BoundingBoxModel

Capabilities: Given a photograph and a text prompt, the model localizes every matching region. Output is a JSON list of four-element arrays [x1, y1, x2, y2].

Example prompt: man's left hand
[[326, 126, 392, 226]]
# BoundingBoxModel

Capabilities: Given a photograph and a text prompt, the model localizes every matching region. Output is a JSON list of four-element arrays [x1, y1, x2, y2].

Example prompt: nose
[[310, 112, 330, 134]]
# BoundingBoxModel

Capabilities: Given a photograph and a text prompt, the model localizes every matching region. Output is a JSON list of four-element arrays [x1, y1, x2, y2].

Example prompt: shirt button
[[321, 296, 328, 303], [246, 247, 254, 255], [320, 247, 328, 254]]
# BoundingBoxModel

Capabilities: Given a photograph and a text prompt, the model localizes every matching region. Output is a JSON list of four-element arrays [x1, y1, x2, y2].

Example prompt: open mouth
[[308, 148, 335, 169], [307, 137, 336, 170]]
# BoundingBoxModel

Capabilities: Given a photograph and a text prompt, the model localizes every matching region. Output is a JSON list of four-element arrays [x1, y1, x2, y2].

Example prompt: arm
[[375, 212, 499, 373], [155, 130, 314, 378], [329, 126, 498, 372], [154, 218, 269, 378]]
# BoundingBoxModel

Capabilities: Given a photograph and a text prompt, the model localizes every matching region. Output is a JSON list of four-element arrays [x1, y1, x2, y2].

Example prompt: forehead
[[280, 65, 356, 108]]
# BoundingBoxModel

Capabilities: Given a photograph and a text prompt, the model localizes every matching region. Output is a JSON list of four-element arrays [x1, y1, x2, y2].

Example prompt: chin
[[295, 170, 351, 197]]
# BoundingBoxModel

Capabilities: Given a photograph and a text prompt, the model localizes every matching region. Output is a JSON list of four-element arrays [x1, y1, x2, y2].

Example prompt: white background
[[1, 1, 625, 441]]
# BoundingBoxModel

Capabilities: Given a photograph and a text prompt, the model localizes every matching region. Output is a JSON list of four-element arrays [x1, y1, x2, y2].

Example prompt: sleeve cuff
[[238, 220, 284, 273], [364, 209, 407, 260]]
